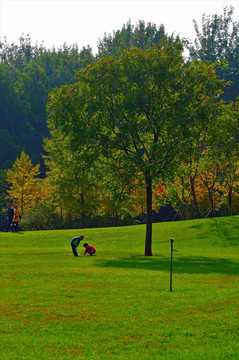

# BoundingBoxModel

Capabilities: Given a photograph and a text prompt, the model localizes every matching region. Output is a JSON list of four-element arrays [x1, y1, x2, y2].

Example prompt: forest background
[[0, 6, 239, 232]]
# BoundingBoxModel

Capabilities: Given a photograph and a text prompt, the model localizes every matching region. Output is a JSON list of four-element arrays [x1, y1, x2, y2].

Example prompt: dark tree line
[[0, 35, 95, 170]]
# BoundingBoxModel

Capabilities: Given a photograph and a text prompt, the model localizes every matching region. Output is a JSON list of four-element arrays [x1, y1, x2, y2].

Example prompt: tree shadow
[[96, 255, 239, 276]]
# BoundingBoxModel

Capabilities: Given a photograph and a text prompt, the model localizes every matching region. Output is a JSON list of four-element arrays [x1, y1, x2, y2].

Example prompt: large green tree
[[47, 42, 226, 255]]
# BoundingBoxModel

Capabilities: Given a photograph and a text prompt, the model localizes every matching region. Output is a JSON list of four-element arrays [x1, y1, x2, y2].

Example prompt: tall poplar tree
[[189, 6, 239, 102]]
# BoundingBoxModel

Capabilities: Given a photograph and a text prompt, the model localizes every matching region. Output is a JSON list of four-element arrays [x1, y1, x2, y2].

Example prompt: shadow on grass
[[96, 255, 239, 276]]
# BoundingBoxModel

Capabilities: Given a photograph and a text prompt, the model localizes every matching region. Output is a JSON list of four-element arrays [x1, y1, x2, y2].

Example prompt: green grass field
[[1, 216, 239, 359]]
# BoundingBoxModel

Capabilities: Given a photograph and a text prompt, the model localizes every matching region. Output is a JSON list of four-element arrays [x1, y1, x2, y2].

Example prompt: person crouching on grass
[[71, 235, 84, 257], [83, 243, 96, 256]]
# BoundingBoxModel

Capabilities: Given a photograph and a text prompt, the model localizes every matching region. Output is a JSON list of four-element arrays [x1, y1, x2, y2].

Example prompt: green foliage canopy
[[47, 41, 226, 255]]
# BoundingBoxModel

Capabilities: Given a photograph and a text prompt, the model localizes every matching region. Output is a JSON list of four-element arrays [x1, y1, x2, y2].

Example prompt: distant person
[[83, 243, 96, 256], [12, 205, 21, 232], [71, 235, 84, 257], [6, 203, 14, 232]]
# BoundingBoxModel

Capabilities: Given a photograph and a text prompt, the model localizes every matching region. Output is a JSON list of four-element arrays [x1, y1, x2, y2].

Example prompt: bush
[[21, 201, 62, 231]]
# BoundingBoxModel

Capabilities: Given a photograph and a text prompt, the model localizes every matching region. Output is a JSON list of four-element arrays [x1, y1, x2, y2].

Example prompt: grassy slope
[[0, 216, 239, 359]]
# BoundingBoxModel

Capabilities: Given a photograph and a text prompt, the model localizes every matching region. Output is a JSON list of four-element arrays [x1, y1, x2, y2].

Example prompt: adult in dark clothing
[[6, 204, 14, 232], [71, 235, 84, 256]]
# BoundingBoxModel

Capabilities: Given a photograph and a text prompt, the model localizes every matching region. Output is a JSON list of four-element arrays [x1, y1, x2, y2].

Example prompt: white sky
[[0, 0, 238, 54]]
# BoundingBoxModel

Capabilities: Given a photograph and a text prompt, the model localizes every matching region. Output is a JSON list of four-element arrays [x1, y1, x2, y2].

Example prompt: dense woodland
[[1, 7, 239, 239]]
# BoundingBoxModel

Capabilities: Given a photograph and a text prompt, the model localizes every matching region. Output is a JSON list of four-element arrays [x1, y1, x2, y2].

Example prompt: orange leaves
[[155, 183, 167, 197]]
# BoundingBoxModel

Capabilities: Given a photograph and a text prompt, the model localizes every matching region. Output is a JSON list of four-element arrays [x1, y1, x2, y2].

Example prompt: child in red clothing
[[83, 243, 96, 256]]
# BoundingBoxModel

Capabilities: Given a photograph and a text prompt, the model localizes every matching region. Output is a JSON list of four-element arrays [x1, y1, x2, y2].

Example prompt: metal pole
[[170, 238, 174, 292], [170, 238, 177, 292]]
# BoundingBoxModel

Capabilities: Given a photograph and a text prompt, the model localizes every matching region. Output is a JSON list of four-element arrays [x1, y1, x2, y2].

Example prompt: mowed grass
[[0, 216, 239, 360]]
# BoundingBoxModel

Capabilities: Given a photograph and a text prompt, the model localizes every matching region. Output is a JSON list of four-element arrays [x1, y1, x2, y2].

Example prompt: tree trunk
[[182, 203, 186, 220], [68, 213, 72, 228], [228, 187, 232, 216], [21, 190, 24, 215], [112, 212, 117, 226], [81, 192, 86, 228], [145, 175, 153, 256], [190, 172, 201, 218], [60, 208, 63, 229], [208, 190, 214, 217]]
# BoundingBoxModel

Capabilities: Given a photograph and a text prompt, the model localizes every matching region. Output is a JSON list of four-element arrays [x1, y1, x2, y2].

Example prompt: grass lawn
[[0, 216, 239, 359]]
